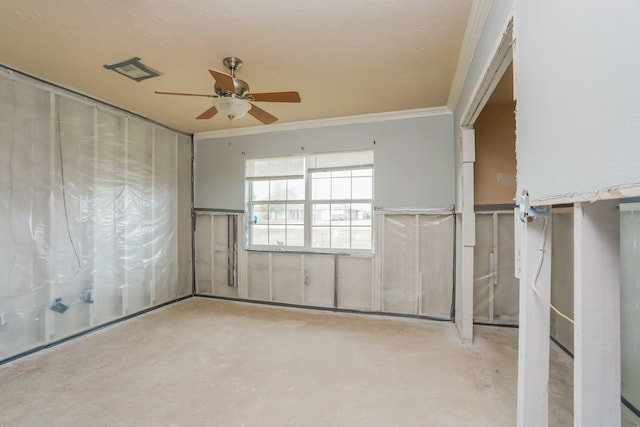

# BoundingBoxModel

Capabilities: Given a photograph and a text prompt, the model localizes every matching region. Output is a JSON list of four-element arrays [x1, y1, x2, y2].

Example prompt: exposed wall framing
[[0, 67, 192, 363], [194, 210, 454, 319]]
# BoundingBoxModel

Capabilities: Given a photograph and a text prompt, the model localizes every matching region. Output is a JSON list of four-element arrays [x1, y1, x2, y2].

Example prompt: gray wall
[[515, 1, 640, 202], [195, 114, 454, 210]]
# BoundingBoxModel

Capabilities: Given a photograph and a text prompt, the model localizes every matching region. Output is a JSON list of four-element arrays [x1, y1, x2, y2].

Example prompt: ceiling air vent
[[103, 57, 160, 82]]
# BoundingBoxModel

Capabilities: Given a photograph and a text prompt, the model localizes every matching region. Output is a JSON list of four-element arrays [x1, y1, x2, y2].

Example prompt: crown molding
[[194, 106, 451, 141], [446, 0, 494, 111]]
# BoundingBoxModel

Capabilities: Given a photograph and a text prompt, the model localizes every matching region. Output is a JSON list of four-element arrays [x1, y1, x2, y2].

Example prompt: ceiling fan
[[155, 57, 301, 125]]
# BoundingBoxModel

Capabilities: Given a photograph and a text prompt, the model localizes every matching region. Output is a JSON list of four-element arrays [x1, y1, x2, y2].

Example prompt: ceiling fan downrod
[[223, 57, 242, 78]]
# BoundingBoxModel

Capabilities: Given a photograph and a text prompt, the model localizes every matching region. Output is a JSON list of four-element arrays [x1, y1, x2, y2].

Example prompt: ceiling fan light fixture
[[215, 96, 251, 120], [156, 56, 300, 124]]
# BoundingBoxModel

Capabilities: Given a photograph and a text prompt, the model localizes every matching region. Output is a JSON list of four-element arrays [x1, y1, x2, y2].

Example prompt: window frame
[[246, 175, 306, 248], [245, 151, 374, 254]]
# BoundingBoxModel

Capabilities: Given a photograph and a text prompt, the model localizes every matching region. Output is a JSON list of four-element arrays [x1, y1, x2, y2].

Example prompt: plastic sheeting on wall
[[472, 209, 575, 334], [194, 211, 455, 319], [473, 212, 519, 325], [0, 69, 192, 362], [550, 210, 574, 353], [195, 213, 238, 299], [621, 203, 640, 413], [380, 213, 454, 318]]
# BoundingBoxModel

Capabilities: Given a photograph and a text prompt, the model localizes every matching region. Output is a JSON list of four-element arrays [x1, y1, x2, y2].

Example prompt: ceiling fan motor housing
[[215, 78, 250, 98], [155, 55, 299, 124]]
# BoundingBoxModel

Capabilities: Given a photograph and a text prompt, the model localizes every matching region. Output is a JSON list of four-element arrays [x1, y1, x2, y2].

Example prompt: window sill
[[244, 247, 373, 257]]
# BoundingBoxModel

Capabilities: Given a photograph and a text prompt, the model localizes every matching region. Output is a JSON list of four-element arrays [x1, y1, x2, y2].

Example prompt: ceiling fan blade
[[248, 91, 301, 103], [209, 69, 235, 92], [248, 103, 278, 124], [196, 106, 218, 120], [155, 91, 217, 98]]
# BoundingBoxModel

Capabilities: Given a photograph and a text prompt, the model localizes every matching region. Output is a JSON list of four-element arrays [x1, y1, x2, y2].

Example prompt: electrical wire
[[531, 217, 575, 325], [56, 100, 82, 272]]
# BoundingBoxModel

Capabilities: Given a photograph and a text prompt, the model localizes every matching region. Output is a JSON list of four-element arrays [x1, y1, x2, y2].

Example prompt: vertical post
[[334, 254, 339, 309], [374, 212, 385, 312], [237, 213, 249, 299], [300, 255, 305, 304], [574, 200, 621, 426], [209, 214, 217, 295], [489, 212, 499, 322], [45, 91, 57, 342], [415, 214, 422, 315], [210, 214, 215, 294], [516, 215, 552, 426], [268, 252, 273, 301], [455, 214, 462, 320], [149, 127, 156, 306], [370, 251, 376, 311], [173, 134, 179, 298], [121, 117, 129, 316], [457, 128, 475, 343], [89, 106, 98, 327]]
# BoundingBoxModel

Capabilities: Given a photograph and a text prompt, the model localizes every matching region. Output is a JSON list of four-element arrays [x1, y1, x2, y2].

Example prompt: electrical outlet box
[[529, 205, 551, 217], [519, 190, 550, 222]]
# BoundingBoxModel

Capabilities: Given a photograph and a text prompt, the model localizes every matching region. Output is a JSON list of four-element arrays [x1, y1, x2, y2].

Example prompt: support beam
[[574, 201, 621, 426], [121, 117, 130, 316], [45, 91, 56, 342], [210, 215, 215, 294], [374, 213, 385, 312], [237, 214, 249, 299], [517, 215, 552, 426], [457, 128, 475, 343], [150, 127, 157, 306]]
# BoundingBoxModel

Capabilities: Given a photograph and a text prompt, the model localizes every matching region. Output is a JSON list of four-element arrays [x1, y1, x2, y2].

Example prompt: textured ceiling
[[0, 0, 473, 134]]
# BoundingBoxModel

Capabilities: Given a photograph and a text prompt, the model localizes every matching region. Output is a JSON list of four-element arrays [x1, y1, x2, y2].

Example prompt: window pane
[[352, 203, 372, 226], [331, 204, 350, 225], [287, 204, 304, 224], [352, 168, 372, 177], [312, 177, 331, 200], [352, 227, 372, 250], [331, 177, 351, 199], [287, 225, 304, 246], [312, 227, 330, 248], [252, 181, 269, 201], [269, 225, 286, 246], [270, 180, 287, 200], [352, 176, 372, 199], [332, 170, 350, 178], [269, 204, 286, 224], [287, 179, 305, 200], [247, 152, 374, 252], [332, 227, 351, 249], [252, 225, 269, 245], [313, 204, 331, 226], [252, 204, 269, 224]]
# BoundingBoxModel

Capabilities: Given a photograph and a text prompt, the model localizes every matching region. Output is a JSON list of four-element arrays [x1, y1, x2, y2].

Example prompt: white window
[[246, 150, 373, 252]]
